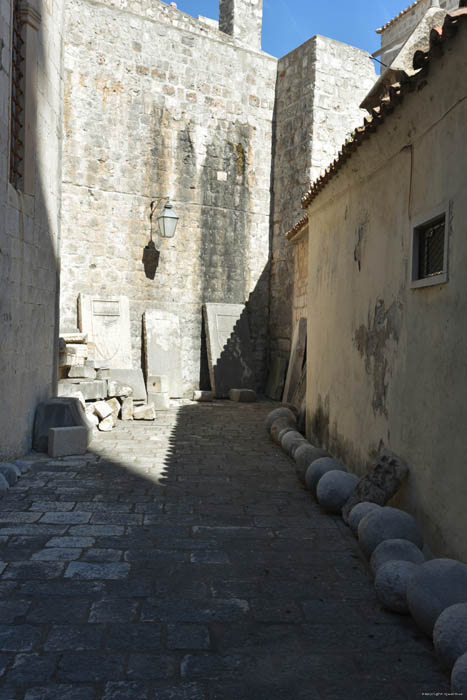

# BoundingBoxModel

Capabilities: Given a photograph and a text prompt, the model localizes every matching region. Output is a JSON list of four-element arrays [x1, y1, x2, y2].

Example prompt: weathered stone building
[[302, 8, 467, 561]]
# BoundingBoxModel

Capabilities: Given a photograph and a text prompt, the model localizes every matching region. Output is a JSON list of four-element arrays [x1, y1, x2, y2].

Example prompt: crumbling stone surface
[[342, 449, 409, 524]]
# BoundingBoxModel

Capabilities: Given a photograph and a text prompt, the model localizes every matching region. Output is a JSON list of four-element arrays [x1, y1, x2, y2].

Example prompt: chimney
[[219, 0, 263, 50]]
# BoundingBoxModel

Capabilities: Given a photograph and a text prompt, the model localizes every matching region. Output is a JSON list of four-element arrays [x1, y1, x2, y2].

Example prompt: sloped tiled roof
[[285, 215, 308, 241], [301, 9, 467, 211], [376, 0, 424, 34]]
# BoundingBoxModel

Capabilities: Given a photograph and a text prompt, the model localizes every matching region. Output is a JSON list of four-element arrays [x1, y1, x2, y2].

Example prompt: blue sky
[[172, 0, 412, 57]]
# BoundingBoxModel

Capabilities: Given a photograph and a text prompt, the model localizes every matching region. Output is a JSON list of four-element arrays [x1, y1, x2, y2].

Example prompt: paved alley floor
[[0, 401, 450, 699]]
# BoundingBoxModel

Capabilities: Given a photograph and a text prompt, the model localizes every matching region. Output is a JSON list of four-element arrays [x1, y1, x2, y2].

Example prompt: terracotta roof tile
[[301, 10, 467, 210], [285, 215, 308, 241], [376, 0, 424, 34]]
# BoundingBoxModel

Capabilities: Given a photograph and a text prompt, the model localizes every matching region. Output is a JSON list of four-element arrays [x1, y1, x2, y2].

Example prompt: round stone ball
[[281, 430, 306, 457], [407, 559, 467, 637], [433, 603, 467, 670], [374, 560, 420, 614], [266, 407, 296, 433], [358, 507, 423, 559], [452, 652, 467, 695], [316, 470, 360, 514], [294, 444, 329, 484], [370, 538, 425, 575], [305, 457, 347, 496], [348, 502, 382, 536], [270, 417, 296, 444]]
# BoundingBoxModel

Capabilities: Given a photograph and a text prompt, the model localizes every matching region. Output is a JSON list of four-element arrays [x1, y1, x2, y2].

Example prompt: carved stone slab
[[342, 448, 410, 523], [282, 317, 307, 404], [78, 294, 132, 369], [265, 356, 288, 401], [203, 303, 255, 398], [143, 310, 183, 398]]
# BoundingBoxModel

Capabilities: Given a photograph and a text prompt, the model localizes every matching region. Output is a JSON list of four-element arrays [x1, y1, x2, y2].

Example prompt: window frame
[[410, 204, 450, 289]]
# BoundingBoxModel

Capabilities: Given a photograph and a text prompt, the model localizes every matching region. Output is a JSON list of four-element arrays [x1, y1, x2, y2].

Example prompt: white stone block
[[148, 392, 170, 410], [134, 404, 156, 420], [48, 426, 87, 457], [98, 416, 114, 432], [93, 401, 113, 420], [147, 375, 169, 393]]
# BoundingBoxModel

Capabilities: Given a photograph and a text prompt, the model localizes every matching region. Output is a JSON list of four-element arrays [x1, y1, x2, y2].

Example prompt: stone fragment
[[270, 417, 296, 444], [342, 449, 409, 524], [203, 303, 255, 399], [228, 389, 256, 402], [280, 430, 306, 457], [148, 392, 170, 410], [370, 538, 425, 575], [58, 380, 107, 401], [109, 369, 147, 402], [98, 416, 114, 432], [348, 502, 382, 536], [316, 470, 360, 514], [265, 356, 288, 401], [107, 380, 133, 398], [121, 397, 134, 421], [61, 332, 87, 344], [358, 507, 424, 560], [193, 391, 214, 402], [375, 560, 420, 614], [96, 368, 110, 379], [48, 426, 88, 458], [305, 457, 347, 496], [265, 407, 296, 433], [79, 294, 132, 369], [93, 401, 113, 420], [107, 398, 121, 420], [452, 652, 467, 694], [134, 404, 156, 421], [68, 366, 97, 380], [148, 375, 169, 393], [33, 398, 93, 453], [433, 603, 467, 670], [0, 462, 20, 486], [407, 559, 467, 637], [144, 310, 183, 398]]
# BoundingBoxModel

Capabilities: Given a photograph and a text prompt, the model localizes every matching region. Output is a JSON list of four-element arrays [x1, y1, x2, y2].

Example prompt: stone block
[[33, 398, 93, 453], [148, 392, 170, 410], [48, 426, 88, 458], [59, 353, 84, 368], [147, 375, 169, 393], [144, 310, 183, 398], [121, 397, 134, 421], [98, 416, 114, 432], [61, 332, 87, 344], [109, 369, 147, 402], [107, 398, 121, 419], [375, 560, 420, 614], [134, 405, 156, 421], [193, 391, 214, 402], [407, 559, 467, 636], [203, 303, 255, 399], [342, 449, 409, 524], [107, 380, 133, 398], [65, 344, 89, 358], [228, 389, 256, 402], [94, 401, 113, 420], [57, 380, 107, 401], [316, 470, 360, 514], [433, 603, 467, 669], [79, 294, 132, 369], [68, 366, 97, 380], [265, 356, 288, 401], [96, 368, 110, 379]]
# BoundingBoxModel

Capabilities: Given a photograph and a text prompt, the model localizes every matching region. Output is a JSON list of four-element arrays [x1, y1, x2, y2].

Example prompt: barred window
[[412, 212, 448, 288], [10, 1, 25, 191]]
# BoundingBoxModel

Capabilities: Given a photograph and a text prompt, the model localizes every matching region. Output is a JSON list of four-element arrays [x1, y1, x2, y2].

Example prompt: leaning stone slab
[[265, 356, 288, 401], [78, 294, 132, 369], [58, 380, 107, 402], [342, 449, 409, 524], [134, 404, 156, 421], [282, 317, 306, 404], [407, 559, 467, 637], [433, 603, 467, 670], [228, 389, 256, 403], [203, 303, 255, 399], [144, 310, 183, 398], [48, 426, 88, 458], [193, 391, 214, 402], [109, 369, 147, 402], [33, 398, 93, 453]]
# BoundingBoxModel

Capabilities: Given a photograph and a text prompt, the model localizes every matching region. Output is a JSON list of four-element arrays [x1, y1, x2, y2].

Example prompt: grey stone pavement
[[0, 401, 450, 699]]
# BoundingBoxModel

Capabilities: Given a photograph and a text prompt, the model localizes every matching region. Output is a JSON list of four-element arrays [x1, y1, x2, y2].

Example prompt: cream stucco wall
[[306, 23, 467, 562]]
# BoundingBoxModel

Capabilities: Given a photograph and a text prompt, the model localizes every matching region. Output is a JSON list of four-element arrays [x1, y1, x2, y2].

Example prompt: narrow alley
[[0, 402, 449, 699]]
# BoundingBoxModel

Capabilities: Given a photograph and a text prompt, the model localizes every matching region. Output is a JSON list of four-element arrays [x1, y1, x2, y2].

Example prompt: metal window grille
[[10, 1, 25, 191], [418, 216, 445, 279]]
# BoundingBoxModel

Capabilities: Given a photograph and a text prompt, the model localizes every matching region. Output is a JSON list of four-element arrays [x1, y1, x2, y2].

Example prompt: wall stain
[[353, 212, 368, 272], [354, 298, 402, 417]]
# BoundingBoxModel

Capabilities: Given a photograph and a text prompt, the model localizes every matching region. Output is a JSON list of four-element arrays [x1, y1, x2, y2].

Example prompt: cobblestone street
[[0, 402, 449, 699]]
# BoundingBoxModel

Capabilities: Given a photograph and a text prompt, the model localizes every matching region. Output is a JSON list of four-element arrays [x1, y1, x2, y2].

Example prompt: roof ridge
[[301, 10, 467, 211]]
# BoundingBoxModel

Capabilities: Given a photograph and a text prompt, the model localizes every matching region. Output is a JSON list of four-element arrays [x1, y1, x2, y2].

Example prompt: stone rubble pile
[[58, 333, 156, 431], [266, 406, 467, 695]]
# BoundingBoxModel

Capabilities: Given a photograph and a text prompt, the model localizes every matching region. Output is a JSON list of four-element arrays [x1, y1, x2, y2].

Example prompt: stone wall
[[270, 35, 376, 362], [60, 0, 277, 395], [219, 0, 263, 50], [0, 0, 64, 459], [305, 22, 467, 561]]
